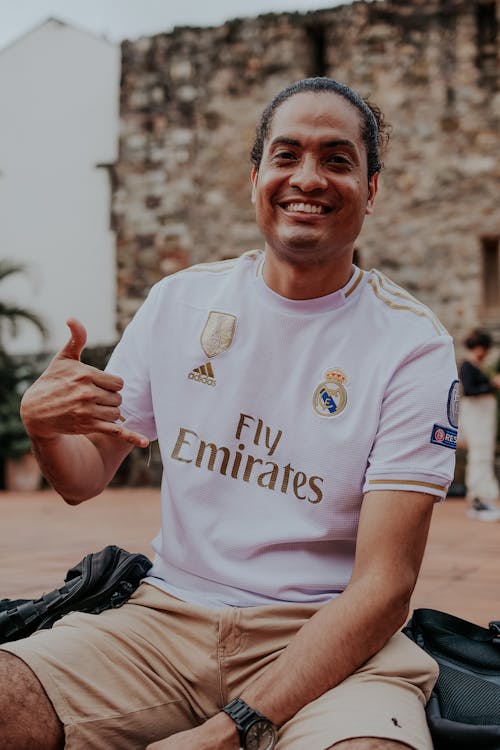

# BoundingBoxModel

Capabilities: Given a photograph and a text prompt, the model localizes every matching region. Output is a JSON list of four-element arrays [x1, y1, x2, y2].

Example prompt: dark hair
[[463, 328, 492, 350], [250, 77, 390, 180]]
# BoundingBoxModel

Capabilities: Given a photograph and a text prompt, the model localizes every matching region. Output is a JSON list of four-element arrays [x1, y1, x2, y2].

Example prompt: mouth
[[279, 201, 332, 215]]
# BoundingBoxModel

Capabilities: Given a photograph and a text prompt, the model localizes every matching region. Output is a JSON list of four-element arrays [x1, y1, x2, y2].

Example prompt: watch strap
[[222, 697, 270, 742]]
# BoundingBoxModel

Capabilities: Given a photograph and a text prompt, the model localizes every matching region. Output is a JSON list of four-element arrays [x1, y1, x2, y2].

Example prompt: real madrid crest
[[201, 311, 237, 358], [313, 368, 348, 417]]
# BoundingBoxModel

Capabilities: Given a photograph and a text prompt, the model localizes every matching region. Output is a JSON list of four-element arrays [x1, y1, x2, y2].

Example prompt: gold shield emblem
[[201, 311, 237, 358]]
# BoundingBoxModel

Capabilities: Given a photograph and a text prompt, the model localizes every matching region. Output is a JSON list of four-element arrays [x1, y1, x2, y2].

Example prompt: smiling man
[[0, 78, 458, 750]]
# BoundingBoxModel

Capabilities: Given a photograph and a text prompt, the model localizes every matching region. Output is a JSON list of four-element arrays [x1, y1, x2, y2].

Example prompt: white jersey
[[107, 251, 458, 607]]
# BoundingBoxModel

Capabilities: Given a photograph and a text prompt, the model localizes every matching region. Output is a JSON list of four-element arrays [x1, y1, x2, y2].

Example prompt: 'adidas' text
[[188, 362, 216, 387]]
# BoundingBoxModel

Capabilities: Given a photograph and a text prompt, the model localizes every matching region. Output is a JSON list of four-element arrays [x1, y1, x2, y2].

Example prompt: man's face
[[251, 91, 378, 269]]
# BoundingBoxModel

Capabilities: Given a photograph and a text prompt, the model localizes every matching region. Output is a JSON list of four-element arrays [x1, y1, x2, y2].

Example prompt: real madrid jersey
[[106, 251, 458, 607]]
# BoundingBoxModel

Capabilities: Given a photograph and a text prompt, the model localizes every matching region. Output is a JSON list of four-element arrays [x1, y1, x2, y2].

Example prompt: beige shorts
[[1, 582, 437, 749]]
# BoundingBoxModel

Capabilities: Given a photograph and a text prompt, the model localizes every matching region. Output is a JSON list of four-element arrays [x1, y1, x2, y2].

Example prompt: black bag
[[404, 608, 500, 750], [0, 545, 152, 644]]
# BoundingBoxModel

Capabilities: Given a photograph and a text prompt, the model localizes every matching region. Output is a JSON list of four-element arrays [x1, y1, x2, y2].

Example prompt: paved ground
[[0, 488, 498, 626]]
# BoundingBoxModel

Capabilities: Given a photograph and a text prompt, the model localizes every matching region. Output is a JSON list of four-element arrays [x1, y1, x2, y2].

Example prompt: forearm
[[29, 432, 120, 504], [240, 574, 410, 726], [239, 490, 434, 727]]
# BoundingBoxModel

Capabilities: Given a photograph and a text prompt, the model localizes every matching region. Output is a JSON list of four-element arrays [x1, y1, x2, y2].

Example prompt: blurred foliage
[[80, 343, 114, 370], [0, 261, 48, 348], [0, 261, 48, 486], [0, 352, 39, 460]]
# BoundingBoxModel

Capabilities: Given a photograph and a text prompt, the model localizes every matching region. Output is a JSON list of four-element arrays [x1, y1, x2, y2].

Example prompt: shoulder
[[460, 359, 476, 373], [362, 268, 449, 341], [142, 250, 264, 307], [157, 250, 264, 288]]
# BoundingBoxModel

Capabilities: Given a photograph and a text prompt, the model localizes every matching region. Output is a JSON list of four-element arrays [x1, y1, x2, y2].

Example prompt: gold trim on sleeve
[[372, 269, 444, 325], [368, 275, 444, 336], [185, 261, 237, 274], [368, 479, 448, 492]]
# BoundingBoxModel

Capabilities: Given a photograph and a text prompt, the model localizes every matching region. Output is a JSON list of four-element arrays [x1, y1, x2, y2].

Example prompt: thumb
[[58, 318, 88, 361]]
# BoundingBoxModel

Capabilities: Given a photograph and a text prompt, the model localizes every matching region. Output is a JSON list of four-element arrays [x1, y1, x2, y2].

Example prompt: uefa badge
[[313, 368, 348, 417], [447, 379, 459, 429]]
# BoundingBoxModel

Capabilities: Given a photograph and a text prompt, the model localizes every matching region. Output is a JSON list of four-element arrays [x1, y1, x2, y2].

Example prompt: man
[[0, 78, 458, 750]]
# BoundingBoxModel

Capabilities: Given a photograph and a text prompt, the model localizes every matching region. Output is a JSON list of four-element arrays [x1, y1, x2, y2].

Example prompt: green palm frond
[[0, 303, 49, 342], [0, 261, 26, 283], [0, 260, 48, 351]]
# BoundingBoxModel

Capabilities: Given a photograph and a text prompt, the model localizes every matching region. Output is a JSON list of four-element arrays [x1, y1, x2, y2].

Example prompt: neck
[[262, 249, 354, 300]]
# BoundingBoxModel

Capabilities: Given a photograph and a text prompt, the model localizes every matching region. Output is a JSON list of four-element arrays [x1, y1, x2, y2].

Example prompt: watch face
[[246, 719, 277, 750]]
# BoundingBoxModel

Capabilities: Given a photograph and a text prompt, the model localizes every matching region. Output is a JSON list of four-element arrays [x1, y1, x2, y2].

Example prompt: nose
[[289, 155, 328, 192]]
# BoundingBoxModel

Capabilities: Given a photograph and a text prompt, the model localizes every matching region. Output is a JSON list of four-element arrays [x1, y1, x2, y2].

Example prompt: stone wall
[[114, 0, 500, 352]]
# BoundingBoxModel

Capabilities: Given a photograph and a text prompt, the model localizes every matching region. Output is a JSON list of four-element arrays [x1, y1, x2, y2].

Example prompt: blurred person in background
[[459, 328, 500, 521]]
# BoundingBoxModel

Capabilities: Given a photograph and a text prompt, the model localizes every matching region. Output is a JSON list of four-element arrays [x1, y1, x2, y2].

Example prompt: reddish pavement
[[0, 488, 498, 626]]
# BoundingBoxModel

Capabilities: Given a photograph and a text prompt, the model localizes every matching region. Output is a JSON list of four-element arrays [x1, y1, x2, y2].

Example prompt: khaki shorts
[[1, 582, 437, 749]]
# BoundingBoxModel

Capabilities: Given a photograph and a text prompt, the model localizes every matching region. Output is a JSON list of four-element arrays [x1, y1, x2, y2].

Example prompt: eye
[[326, 154, 352, 167], [272, 150, 298, 163]]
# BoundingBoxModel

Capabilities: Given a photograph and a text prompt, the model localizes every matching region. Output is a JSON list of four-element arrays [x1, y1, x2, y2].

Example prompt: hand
[[492, 373, 500, 389], [145, 713, 239, 750], [20, 318, 149, 448]]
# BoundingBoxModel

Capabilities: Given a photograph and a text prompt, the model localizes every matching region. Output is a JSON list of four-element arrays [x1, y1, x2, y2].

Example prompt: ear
[[365, 173, 379, 216], [251, 165, 258, 205]]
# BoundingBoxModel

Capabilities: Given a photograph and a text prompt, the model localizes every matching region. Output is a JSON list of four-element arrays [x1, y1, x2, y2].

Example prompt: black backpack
[[0, 545, 152, 644], [404, 608, 500, 750]]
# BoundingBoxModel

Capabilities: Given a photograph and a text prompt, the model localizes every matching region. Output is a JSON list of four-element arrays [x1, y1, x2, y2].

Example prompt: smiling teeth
[[285, 203, 325, 214]]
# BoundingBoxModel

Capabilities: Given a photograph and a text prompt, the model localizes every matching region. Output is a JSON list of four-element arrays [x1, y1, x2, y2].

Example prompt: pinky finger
[[101, 421, 150, 448], [121, 427, 150, 448]]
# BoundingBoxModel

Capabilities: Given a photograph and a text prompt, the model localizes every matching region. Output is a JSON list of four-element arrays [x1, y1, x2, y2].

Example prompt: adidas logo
[[188, 362, 216, 387]]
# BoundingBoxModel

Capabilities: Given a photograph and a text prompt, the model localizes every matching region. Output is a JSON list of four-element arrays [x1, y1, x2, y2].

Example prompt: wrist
[[20, 406, 54, 440], [202, 711, 240, 749], [26, 431, 62, 448], [222, 698, 277, 750]]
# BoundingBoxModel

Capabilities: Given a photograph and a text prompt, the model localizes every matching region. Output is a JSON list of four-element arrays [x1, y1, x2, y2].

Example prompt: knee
[[0, 651, 35, 710], [0, 651, 64, 749]]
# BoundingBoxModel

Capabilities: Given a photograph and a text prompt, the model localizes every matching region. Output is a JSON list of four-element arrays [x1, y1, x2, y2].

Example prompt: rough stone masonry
[[113, 0, 500, 352]]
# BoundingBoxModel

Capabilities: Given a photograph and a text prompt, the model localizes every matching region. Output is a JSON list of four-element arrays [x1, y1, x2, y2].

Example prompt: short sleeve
[[105, 286, 159, 441], [363, 336, 458, 500]]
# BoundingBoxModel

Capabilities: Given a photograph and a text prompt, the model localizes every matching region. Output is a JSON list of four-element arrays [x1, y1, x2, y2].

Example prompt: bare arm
[[147, 489, 435, 749], [240, 489, 434, 723], [21, 318, 149, 503]]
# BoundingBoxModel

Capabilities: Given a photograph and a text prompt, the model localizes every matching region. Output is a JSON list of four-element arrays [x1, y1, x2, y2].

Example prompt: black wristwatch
[[222, 698, 277, 750]]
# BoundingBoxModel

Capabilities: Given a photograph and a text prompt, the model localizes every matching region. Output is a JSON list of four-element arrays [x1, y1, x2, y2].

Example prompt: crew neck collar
[[254, 258, 365, 315]]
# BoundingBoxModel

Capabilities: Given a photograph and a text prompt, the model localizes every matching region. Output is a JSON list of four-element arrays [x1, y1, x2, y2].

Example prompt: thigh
[[277, 632, 437, 750], [0, 584, 221, 749]]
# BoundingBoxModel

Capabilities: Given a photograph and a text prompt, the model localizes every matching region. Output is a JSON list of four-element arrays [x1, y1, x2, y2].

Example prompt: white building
[[0, 19, 120, 354]]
